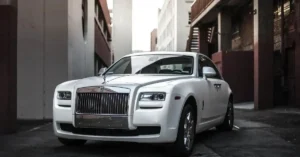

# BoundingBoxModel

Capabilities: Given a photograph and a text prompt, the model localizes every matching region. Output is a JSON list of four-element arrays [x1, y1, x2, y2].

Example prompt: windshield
[[104, 54, 194, 75]]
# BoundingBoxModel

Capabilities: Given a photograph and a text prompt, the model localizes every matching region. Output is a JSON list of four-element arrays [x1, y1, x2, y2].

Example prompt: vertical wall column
[[253, 0, 274, 109], [0, 4, 17, 134], [198, 25, 209, 56], [295, 0, 300, 107], [218, 10, 232, 52]]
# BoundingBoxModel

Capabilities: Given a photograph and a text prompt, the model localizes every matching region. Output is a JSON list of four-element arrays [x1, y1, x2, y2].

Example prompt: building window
[[82, 0, 88, 42], [95, 2, 99, 17], [188, 12, 191, 24]]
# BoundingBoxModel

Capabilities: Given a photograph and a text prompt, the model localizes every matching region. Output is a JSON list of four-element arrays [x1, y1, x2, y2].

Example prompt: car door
[[199, 56, 226, 119], [196, 56, 215, 123]]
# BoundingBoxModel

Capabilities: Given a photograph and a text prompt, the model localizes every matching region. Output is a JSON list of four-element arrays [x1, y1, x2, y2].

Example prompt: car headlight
[[57, 91, 72, 100], [139, 92, 166, 101]]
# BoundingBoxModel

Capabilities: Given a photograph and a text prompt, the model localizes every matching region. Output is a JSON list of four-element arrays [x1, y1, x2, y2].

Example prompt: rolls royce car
[[53, 51, 233, 157]]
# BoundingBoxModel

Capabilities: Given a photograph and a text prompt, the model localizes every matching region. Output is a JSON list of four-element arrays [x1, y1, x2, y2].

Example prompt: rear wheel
[[216, 100, 234, 131], [170, 104, 196, 157], [58, 137, 87, 146]]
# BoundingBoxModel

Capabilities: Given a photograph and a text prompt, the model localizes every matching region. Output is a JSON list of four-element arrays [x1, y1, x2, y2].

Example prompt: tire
[[169, 104, 196, 157], [58, 137, 87, 146], [216, 100, 234, 131]]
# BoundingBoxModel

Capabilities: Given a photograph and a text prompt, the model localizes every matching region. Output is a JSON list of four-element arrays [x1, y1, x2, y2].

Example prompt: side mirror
[[98, 67, 107, 76], [203, 66, 216, 79]]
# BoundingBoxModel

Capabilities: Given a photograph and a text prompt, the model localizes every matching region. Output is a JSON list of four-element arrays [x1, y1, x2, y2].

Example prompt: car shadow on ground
[[53, 141, 166, 157], [51, 129, 237, 157]]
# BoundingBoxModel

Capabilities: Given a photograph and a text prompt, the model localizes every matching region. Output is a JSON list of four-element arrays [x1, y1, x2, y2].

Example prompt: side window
[[199, 56, 222, 79]]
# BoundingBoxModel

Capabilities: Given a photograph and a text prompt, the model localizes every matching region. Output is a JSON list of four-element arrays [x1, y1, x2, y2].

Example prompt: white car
[[53, 51, 233, 157]]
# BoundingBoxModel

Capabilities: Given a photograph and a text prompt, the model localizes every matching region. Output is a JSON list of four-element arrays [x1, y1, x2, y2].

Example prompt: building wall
[[43, 0, 69, 119], [231, 1, 295, 51], [17, 0, 95, 119], [157, 0, 175, 51], [112, 0, 132, 61], [18, 0, 48, 119], [0, 0, 17, 6], [95, 22, 111, 66], [68, 0, 95, 79], [212, 51, 254, 103], [176, 0, 193, 52], [150, 29, 157, 51], [0, 4, 17, 133], [157, 0, 192, 51], [95, 0, 112, 67], [231, 4, 254, 51]]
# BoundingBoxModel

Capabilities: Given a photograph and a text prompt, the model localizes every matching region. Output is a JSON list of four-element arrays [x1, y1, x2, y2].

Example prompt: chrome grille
[[76, 93, 129, 115]]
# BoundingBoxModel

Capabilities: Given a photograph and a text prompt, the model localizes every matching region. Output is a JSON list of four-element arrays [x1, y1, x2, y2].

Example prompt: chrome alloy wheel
[[183, 112, 195, 150]]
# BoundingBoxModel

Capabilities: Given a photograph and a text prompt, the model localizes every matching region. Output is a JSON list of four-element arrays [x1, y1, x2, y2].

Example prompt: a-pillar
[[218, 10, 232, 52], [253, 0, 274, 109], [198, 25, 209, 56], [295, 0, 300, 107]]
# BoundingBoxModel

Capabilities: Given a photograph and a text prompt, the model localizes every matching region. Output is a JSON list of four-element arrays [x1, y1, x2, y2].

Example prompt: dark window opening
[[188, 12, 191, 24], [82, 0, 88, 41]]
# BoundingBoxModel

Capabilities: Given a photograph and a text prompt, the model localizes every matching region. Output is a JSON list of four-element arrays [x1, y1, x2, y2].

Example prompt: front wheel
[[58, 137, 87, 146], [216, 100, 234, 131], [169, 104, 196, 157]]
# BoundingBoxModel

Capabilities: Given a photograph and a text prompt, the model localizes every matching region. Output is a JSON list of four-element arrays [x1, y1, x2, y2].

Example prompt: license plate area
[[75, 114, 129, 129]]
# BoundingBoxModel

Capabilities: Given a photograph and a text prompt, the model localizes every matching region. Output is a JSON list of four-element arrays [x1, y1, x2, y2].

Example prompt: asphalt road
[[1, 109, 300, 157]]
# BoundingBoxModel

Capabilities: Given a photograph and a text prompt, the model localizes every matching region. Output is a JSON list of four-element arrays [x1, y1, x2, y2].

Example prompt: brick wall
[[231, 3, 253, 51], [95, 21, 111, 66], [231, 2, 296, 51], [98, 0, 111, 35]]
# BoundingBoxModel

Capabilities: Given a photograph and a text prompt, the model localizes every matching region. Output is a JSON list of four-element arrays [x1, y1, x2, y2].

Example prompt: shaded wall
[[68, 0, 95, 79], [17, 0, 95, 120], [212, 51, 254, 103], [17, 0, 68, 120], [231, 3, 253, 51], [95, 21, 111, 66], [0, 5, 17, 133]]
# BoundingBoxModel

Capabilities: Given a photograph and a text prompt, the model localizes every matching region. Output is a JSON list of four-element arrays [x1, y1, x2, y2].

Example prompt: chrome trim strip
[[76, 86, 131, 93], [77, 86, 116, 93]]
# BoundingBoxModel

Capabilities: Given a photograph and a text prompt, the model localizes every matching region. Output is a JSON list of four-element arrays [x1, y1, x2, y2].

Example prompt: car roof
[[124, 51, 203, 57]]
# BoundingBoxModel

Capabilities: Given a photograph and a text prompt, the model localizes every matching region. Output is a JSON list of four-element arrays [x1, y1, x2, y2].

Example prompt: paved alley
[[0, 109, 300, 157]]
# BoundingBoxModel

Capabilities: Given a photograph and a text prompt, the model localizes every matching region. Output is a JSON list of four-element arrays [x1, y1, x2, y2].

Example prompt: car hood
[[57, 75, 190, 90], [81, 75, 189, 85]]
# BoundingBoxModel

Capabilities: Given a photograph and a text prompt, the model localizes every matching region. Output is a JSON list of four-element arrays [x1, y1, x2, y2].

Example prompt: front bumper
[[53, 89, 184, 143], [54, 123, 177, 143], [53, 108, 179, 143]]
